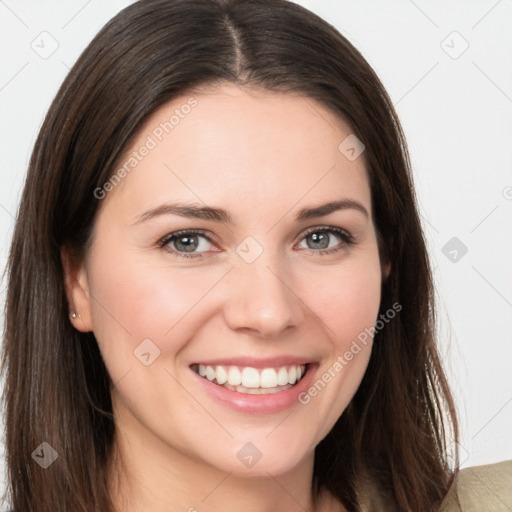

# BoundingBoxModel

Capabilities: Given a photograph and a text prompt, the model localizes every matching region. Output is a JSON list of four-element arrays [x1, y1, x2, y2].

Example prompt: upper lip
[[190, 356, 314, 369]]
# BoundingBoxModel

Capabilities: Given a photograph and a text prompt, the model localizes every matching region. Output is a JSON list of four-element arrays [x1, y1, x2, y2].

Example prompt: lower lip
[[191, 364, 318, 414]]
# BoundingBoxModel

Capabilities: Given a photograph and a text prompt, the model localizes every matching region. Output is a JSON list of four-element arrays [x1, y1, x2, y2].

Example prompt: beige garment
[[439, 460, 512, 511], [356, 460, 512, 511]]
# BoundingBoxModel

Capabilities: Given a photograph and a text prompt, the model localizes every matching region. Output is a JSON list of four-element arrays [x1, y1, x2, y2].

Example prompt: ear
[[61, 244, 94, 332]]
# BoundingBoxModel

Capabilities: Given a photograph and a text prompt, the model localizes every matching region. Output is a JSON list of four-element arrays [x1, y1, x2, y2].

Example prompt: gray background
[[1, 0, 511, 508]]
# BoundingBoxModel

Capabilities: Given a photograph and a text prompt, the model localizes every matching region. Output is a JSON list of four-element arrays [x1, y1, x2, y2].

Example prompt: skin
[[62, 83, 389, 512]]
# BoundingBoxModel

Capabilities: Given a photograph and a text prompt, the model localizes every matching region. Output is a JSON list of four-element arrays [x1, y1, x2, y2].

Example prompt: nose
[[222, 254, 304, 339]]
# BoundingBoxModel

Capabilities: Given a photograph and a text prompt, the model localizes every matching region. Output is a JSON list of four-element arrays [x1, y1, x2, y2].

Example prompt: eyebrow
[[134, 199, 369, 225], [296, 199, 368, 221]]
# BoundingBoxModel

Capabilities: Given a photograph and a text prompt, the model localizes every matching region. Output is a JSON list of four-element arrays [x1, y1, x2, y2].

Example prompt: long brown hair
[[1, 0, 458, 510]]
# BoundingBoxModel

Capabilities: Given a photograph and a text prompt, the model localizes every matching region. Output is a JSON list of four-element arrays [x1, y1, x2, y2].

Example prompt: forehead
[[102, 83, 371, 221]]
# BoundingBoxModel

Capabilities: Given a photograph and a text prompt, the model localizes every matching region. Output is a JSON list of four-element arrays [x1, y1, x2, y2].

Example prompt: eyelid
[[158, 229, 218, 248], [297, 225, 354, 244]]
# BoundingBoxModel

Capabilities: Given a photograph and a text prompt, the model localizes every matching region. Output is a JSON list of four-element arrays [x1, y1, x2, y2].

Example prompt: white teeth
[[194, 363, 307, 392], [205, 365, 216, 381], [241, 367, 260, 388], [227, 367, 242, 386], [277, 367, 289, 385], [260, 368, 277, 388], [216, 365, 228, 385], [222, 382, 293, 394]]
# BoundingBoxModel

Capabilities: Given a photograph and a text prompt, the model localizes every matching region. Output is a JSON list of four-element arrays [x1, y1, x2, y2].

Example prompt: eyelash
[[158, 226, 355, 260]]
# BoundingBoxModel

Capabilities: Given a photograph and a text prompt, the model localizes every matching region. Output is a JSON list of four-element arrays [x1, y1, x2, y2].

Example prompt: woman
[[1, 0, 510, 511]]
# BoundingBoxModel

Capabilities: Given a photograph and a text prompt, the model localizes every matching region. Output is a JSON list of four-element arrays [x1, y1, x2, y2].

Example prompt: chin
[[196, 432, 315, 478]]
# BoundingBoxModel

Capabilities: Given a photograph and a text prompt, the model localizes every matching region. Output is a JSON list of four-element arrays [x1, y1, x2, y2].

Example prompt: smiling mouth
[[191, 363, 308, 394]]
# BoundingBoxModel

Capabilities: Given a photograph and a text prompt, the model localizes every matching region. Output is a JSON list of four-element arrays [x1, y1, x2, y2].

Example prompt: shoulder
[[439, 460, 512, 511]]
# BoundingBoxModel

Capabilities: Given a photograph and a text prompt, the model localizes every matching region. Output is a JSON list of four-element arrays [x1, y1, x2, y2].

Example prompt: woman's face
[[68, 83, 384, 477]]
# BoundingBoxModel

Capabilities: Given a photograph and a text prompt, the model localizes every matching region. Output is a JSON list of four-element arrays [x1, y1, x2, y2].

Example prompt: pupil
[[176, 236, 197, 252], [309, 232, 328, 249]]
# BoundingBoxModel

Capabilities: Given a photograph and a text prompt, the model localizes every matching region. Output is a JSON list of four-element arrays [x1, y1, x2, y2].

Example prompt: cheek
[[306, 254, 382, 347], [294, 250, 382, 427], [86, 248, 227, 359]]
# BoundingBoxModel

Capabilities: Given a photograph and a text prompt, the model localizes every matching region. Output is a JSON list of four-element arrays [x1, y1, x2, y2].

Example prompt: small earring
[[71, 312, 78, 319]]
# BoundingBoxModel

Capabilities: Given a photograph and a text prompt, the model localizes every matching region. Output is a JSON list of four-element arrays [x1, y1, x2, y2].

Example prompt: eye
[[296, 226, 354, 255], [159, 229, 217, 259], [158, 226, 355, 260]]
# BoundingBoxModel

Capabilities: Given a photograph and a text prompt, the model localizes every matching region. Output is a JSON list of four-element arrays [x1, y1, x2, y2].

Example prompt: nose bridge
[[222, 241, 303, 337]]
